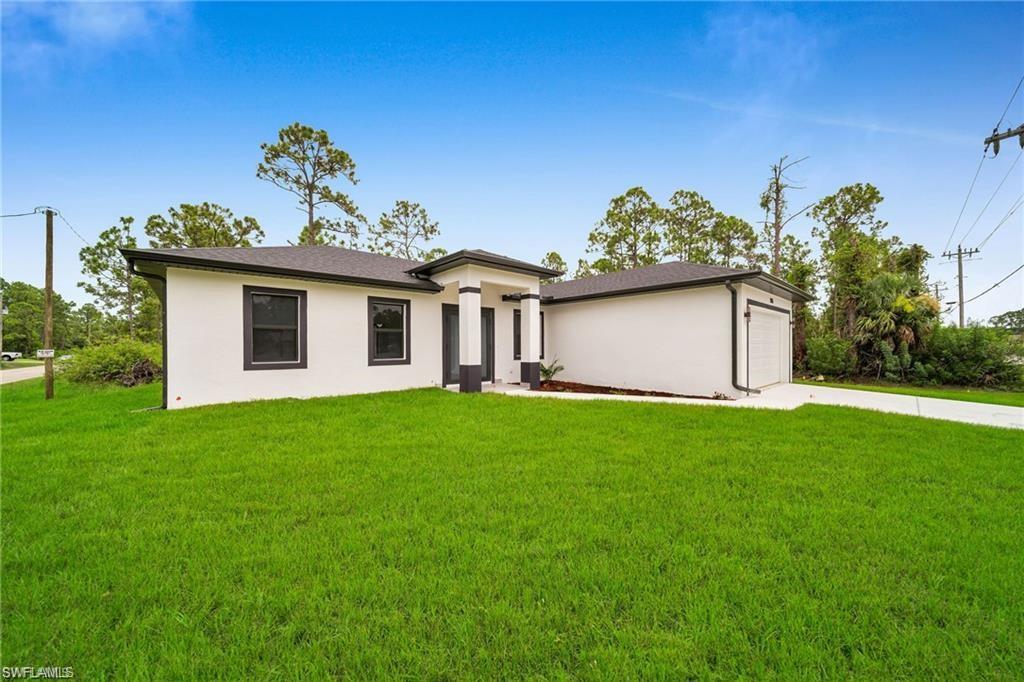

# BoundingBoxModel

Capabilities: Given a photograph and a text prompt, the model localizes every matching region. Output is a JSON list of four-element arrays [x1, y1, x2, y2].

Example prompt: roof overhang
[[121, 248, 444, 294], [407, 249, 562, 279], [541, 270, 814, 305]]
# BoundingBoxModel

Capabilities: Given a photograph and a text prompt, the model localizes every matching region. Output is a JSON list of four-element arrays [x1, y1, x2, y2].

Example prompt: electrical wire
[[976, 193, 1024, 249], [960, 147, 1022, 244], [55, 211, 90, 245], [0, 208, 45, 218], [944, 263, 1024, 316], [0, 206, 90, 245], [946, 74, 1024, 251], [993, 73, 1024, 132], [943, 151, 987, 252]]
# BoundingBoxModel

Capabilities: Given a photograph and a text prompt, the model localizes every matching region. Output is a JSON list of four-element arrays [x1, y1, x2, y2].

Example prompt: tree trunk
[[306, 193, 316, 244], [792, 302, 807, 367]]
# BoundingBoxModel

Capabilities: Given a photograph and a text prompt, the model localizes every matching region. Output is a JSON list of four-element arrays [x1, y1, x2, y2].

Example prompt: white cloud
[[2, 1, 191, 74], [656, 90, 975, 146], [702, 6, 827, 88]]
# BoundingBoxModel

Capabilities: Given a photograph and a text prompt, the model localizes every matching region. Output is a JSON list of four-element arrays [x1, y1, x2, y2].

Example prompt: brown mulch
[[535, 379, 732, 401]]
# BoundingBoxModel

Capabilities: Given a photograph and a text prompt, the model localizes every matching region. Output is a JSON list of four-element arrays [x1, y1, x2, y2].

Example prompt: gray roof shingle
[[122, 245, 442, 292], [540, 260, 811, 302]]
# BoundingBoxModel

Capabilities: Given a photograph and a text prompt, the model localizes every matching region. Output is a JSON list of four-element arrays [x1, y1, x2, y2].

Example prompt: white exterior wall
[[543, 283, 795, 398], [165, 267, 442, 408], [543, 286, 735, 397]]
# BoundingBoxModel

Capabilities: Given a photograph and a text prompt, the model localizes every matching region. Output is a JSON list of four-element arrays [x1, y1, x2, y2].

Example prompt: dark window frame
[[368, 296, 412, 366], [513, 309, 544, 360], [243, 285, 308, 371]]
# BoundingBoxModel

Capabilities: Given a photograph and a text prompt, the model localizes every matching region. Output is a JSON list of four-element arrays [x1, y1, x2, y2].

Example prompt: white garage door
[[748, 307, 787, 389]]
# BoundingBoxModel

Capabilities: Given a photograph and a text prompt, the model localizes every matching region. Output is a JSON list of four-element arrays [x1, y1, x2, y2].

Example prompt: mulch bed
[[535, 379, 732, 400]]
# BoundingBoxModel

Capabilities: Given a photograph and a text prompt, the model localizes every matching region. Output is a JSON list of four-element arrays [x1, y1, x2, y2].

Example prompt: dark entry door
[[442, 304, 494, 386]]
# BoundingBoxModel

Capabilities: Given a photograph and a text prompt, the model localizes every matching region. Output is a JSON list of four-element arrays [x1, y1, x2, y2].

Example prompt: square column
[[520, 293, 541, 389], [458, 285, 482, 392]]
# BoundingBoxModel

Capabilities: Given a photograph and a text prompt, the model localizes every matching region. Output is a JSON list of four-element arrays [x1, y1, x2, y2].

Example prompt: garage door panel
[[749, 308, 786, 389]]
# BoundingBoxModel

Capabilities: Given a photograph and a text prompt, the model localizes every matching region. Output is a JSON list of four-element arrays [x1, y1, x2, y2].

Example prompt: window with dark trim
[[243, 285, 307, 370], [368, 297, 411, 365], [513, 309, 544, 360]]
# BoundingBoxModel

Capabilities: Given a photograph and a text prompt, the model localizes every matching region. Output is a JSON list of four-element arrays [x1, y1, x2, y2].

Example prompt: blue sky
[[3, 2, 1022, 322]]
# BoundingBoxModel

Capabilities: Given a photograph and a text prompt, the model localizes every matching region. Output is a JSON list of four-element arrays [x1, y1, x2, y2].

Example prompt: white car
[[2, 351, 23, 361]]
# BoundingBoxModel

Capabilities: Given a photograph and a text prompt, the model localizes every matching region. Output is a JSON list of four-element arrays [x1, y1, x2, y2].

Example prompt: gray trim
[[408, 249, 562, 278], [459, 364, 482, 393], [520, 361, 540, 389], [367, 296, 412, 366], [520, 293, 541, 300], [128, 260, 168, 409], [121, 249, 442, 294], [747, 299, 791, 316], [243, 285, 308, 371], [512, 309, 544, 360], [724, 281, 759, 395], [458, 286, 481, 294]]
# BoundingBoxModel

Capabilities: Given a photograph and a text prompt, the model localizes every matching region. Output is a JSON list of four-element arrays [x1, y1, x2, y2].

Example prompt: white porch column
[[458, 283, 482, 393], [520, 286, 541, 389]]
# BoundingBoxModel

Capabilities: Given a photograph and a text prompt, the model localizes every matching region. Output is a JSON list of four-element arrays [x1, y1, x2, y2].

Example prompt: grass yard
[[795, 378, 1024, 408], [0, 359, 44, 370], [2, 379, 1022, 678]]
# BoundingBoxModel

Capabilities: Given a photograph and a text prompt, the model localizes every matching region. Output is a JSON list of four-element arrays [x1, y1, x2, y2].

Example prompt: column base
[[459, 364, 482, 393], [520, 361, 540, 390]]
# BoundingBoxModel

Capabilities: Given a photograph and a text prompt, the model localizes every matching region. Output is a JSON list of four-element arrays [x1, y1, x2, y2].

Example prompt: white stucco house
[[121, 245, 812, 409]]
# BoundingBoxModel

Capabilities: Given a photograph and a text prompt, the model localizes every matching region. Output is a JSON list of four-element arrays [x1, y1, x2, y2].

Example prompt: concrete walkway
[[0, 365, 46, 385], [503, 382, 1024, 430]]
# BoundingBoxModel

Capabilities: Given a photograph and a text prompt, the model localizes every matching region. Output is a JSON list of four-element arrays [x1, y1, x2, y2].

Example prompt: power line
[[943, 151, 987, 252], [0, 205, 90, 245], [54, 211, 90, 246], [961, 264, 1024, 308], [1, 207, 47, 219], [977, 193, 1024, 249], [960, 146, 1022, 243], [993, 73, 1024, 133]]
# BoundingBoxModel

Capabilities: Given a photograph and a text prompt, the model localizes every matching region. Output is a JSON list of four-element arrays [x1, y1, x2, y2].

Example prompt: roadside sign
[[36, 349, 55, 359]]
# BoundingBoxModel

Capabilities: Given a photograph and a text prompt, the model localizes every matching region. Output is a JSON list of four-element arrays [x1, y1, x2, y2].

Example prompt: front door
[[442, 304, 494, 386]]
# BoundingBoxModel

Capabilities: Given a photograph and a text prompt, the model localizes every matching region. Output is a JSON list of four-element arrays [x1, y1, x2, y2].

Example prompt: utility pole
[[932, 280, 947, 301], [984, 124, 1024, 156], [942, 246, 980, 328], [44, 209, 54, 399]]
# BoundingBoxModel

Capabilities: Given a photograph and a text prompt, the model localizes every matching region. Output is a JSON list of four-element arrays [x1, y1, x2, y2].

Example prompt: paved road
[[509, 382, 1024, 430], [0, 365, 46, 384]]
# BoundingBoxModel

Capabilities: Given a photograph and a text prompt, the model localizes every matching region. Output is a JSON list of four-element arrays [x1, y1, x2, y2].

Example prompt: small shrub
[[916, 326, 1023, 388], [540, 357, 564, 381], [806, 334, 855, 377], [60, 340, 162, 387]]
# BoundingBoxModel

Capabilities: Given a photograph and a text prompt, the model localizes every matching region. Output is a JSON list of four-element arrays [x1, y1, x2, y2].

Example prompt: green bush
[[60, 340, 162, 386], [806, 334, 855, 377], [916, 326, 1023, 388]]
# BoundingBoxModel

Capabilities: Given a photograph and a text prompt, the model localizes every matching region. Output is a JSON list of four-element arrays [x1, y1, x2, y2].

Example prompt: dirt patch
[[535, 380, 732, 400]]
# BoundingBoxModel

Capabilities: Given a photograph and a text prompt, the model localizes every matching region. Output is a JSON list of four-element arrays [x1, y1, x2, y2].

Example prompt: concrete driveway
[[508, 382, 1024, 429], [747, 383, 1024, 430], [0, 365, 46, 385]]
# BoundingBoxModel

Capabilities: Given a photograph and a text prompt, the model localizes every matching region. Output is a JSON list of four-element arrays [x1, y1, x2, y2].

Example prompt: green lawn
[[796, 378, 1024, 407], [0, 358, 44, 370], [3, 379, 1022, 678]]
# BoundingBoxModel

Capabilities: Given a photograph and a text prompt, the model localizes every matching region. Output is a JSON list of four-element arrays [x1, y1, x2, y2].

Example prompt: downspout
[[725, 281, 760, 396], [128, 259, 168, 409]]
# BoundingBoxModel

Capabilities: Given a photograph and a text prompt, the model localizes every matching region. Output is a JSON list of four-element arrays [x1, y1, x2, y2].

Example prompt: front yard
[[2, 378, 1022, 678]]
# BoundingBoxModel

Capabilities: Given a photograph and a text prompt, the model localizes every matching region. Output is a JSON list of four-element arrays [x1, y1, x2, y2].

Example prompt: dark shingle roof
[[121, 245, 442, 292], [540, 261, 812, 303], [408, 248, 563, 278]]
